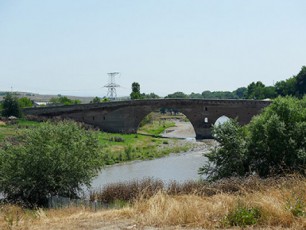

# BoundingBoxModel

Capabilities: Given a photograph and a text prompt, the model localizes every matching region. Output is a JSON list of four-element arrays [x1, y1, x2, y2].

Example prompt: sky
[[0, 0, 306, 97]]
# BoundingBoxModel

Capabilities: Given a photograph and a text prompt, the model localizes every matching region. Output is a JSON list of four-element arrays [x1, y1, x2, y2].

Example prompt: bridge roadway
[[23, 99, 271, 139]]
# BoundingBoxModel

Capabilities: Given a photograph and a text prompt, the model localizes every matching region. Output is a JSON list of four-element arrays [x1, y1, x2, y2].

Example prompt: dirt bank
[[161, 120, 196, 139]]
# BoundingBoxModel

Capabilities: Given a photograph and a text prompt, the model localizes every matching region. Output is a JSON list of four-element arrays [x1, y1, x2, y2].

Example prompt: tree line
[[131, 66, 306, 100]]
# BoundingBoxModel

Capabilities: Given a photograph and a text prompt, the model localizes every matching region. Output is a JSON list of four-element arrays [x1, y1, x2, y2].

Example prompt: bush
[[247, 96, 306, 176], [1, 93, 22, 118], [225, 205, 261, 227], [0, 121, 104, 207], [200, 96, 306, 180], [199, 119, 248, 181]]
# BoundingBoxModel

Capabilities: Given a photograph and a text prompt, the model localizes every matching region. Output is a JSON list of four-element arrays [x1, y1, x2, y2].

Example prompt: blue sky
[[0, 0, 305, 97]]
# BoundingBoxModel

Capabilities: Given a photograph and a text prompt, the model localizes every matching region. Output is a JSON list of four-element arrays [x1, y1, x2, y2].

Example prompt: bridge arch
[[23, 99, 271, 139], [214, 115, 231, 125], [137, 110, 196, 138]]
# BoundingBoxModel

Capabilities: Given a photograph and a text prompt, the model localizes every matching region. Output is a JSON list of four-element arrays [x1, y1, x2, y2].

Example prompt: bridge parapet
[[23, 99, 271, 139]]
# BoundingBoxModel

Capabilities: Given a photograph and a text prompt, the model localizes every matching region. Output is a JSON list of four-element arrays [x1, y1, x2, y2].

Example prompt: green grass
[[16, 119, 40, 127], [0, 119, 41, 141], [0, 118, 193, 165], [97, 131, 192, 165], [0, 126, 17, 141], [138, 120, 176, 136]]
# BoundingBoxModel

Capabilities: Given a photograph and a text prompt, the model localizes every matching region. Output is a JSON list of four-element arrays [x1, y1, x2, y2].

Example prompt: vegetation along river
[[91, 120, 215, 190]]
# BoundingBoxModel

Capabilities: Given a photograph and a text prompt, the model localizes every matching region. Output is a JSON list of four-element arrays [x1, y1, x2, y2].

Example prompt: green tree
[[1, 93, 22, 117], [18, 97, 33, 108], [246, 81, 266, 99], [201, 91, 236, 99], [142, 92, 160, 99], [275, 77, 297, 96], [101, 97, 109, 102], [165, 92, 188, 99], [233, 87, 247, 99], [0, 121, 104, 207], [199, 120, 248, 181], [200, 97, 306, 180], [90, 96, 101, 103], [295, 66, 306, 98], [247, 96, 306, 176], [189, 92, 203, 99], [263, 86, 277, 99], [50, 96, 81, 105], [130, 82, 143, 99]]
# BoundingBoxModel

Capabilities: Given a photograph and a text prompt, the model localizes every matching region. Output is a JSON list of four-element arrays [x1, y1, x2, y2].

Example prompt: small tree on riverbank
[[1, 93, 22, 118], [0, 121, 104, 207], [199, 96, 306, 180]]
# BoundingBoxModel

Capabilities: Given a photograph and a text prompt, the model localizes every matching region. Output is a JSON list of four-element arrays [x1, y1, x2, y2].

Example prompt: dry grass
[[1, 175, 306, 229]]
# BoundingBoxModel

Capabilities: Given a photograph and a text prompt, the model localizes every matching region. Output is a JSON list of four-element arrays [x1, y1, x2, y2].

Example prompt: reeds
[[1, 175, 306, 229]]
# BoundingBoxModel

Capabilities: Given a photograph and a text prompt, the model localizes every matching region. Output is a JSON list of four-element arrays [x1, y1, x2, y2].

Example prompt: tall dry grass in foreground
[[1, 175, 306, 229]]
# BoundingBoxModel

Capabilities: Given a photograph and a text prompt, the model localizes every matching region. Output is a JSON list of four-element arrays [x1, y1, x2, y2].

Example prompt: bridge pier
[[195, 130, 213, 139], [23, 99, 271, 140]]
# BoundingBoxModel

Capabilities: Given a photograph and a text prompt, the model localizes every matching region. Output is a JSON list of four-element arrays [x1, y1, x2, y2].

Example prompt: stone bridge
[[23, 99, 271, 139]]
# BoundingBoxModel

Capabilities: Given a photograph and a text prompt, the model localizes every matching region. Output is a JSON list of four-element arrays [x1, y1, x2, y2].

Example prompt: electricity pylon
[[104, 72, 120, 100]]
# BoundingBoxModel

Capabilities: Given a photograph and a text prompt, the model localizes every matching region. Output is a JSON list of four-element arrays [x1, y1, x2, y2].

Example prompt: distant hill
[[0, 91, 95, 104]]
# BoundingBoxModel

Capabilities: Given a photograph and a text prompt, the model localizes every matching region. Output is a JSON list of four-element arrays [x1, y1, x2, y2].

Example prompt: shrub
[[1, 93, 22, 118], [200, 97, 306, 180], [286, 195, 306, 217], [0, 121, 104, 207], [199, 119, 248, 181], [225, 204, 261, 227]]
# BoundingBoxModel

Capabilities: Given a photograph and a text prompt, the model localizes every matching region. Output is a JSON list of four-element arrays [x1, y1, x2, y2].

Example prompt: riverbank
[[0, 117, 200, 165], [2, 175, 305, 229]]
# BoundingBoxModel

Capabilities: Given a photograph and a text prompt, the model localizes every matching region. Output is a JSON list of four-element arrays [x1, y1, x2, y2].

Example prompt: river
[[91, 121, 214, 190]]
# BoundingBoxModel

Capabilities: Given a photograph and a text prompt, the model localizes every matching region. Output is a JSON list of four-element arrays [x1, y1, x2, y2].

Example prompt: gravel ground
[[161, 120, 196, 139]]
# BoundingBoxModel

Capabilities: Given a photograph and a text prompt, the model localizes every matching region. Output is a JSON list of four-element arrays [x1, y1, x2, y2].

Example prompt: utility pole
[[104, 72, 120, 100]]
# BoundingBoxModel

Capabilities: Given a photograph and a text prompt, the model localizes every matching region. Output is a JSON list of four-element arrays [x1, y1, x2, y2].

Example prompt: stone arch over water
[[23, 99, 271, 139], [137, 110, 196, 139]]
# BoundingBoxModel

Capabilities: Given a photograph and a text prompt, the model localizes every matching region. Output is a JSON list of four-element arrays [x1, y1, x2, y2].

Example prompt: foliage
[[98, 131, 191, 165], [275, 76, 297, 96], [200, 97, 306, 180], [189, 92, 203, 99], [165, 91, 188, 99], [233, 87, 247, 98], [139, 113, 154, 127], [225, 204, 261, 227], [90, 96, 101, 103], [0, 121, 104, 207], [130, 82, 143, 99], [1, 93, 22, 118], [142, 92, 160, 99], [201, 90, 237, 99], [18, 97, 33, 108], [247, 96, 306, 176], [295, 66, 306, 98], [138, 119, 176, 136], [49, 96, 81, 105], [199, 120, 248, 180], [286, 195, 306, 217], [244, 81, 277, 99]]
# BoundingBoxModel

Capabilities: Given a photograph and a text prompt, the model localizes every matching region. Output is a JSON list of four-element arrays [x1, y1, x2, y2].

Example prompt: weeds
[[2, 176, 306, 229], [109, 136, 124, 142], [286, 195, 306, 217], [225, 204, 261, 227]]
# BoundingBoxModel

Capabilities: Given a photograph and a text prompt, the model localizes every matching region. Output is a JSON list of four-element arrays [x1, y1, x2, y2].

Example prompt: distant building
[[33, 101, 49, 107]]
